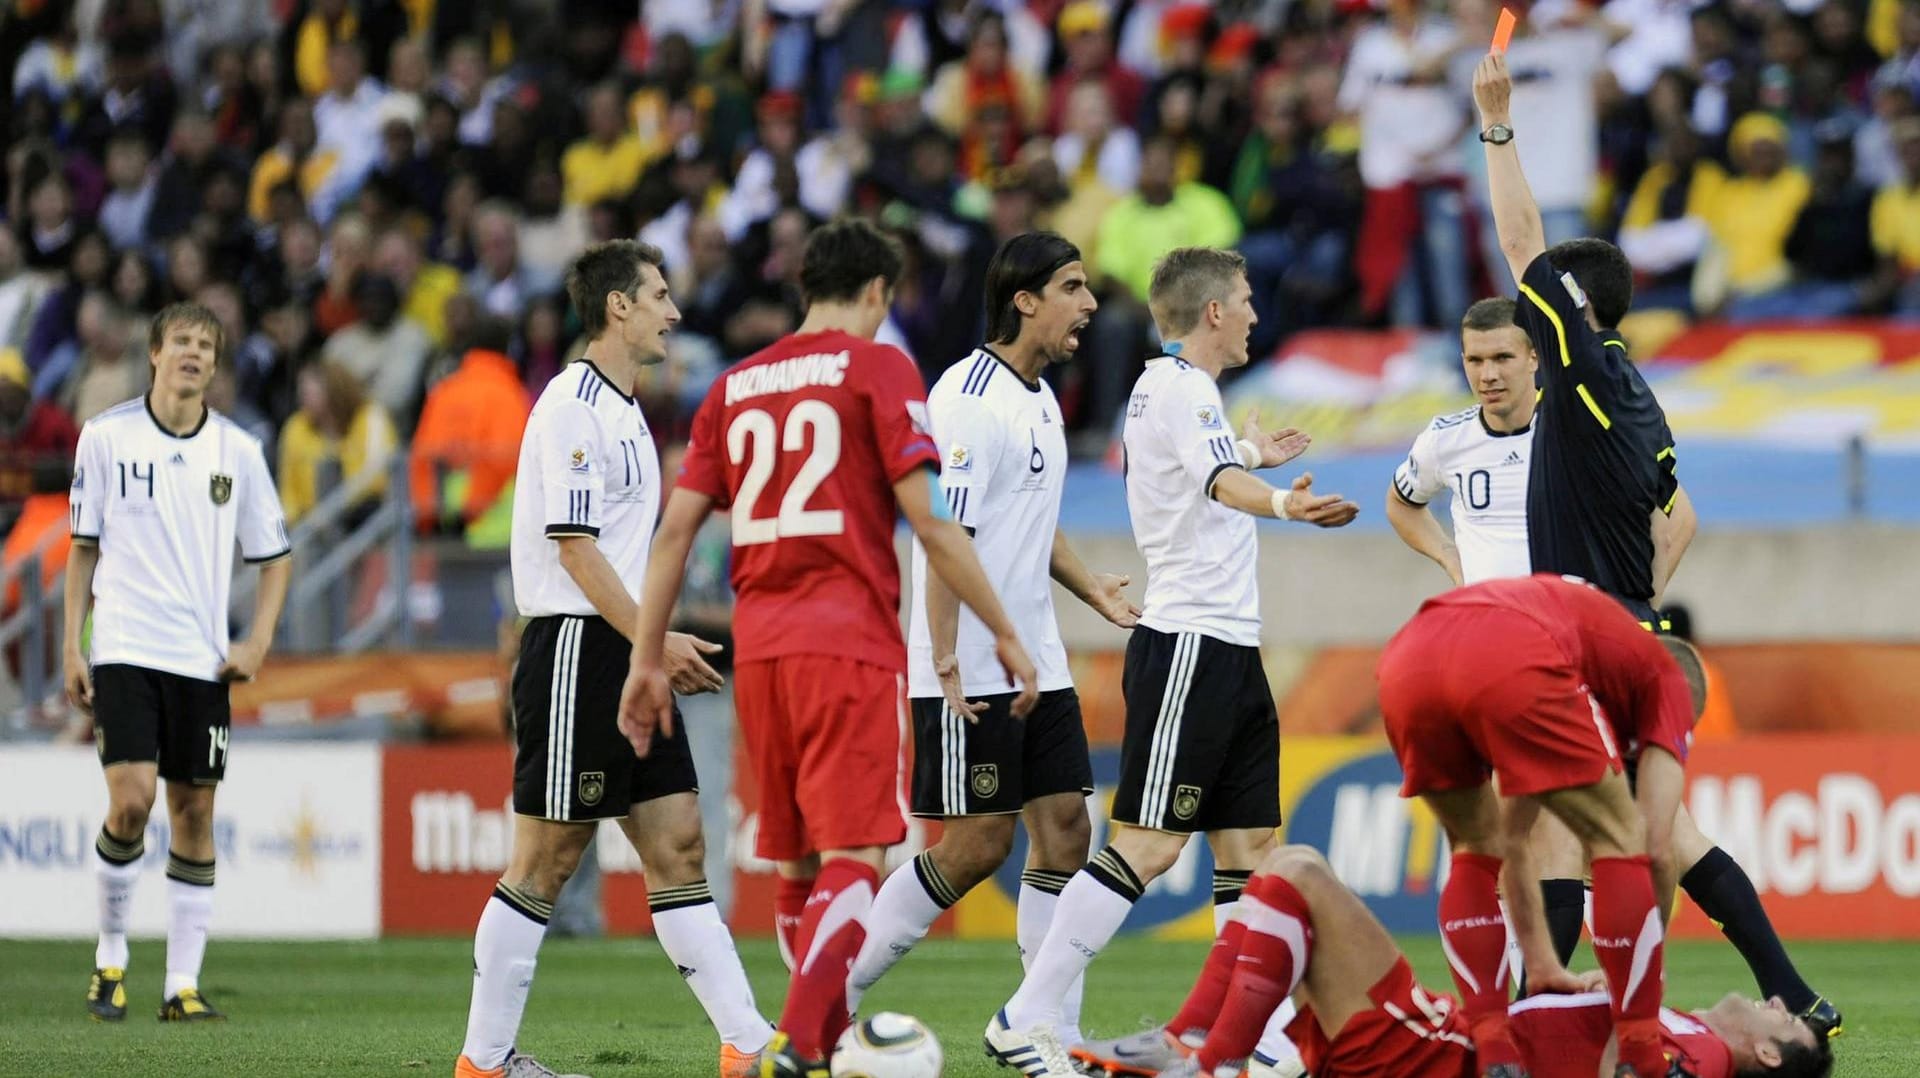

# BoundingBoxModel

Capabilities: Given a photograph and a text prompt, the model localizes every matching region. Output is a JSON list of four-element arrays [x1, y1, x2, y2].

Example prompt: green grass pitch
[[2, 937, 1909, 1076]]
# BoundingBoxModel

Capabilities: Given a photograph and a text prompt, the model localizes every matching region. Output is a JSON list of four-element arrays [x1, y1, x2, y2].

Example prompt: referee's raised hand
[[1472, 52, 1513, 126]]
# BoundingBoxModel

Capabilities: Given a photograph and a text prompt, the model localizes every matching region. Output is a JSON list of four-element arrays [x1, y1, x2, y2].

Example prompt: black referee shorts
[[510, 614, 698, 822], [1110, 625, 1280, 834]]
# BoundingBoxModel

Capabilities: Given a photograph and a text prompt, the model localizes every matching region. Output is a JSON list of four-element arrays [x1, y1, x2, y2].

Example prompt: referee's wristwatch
[[1480, 123, 1515, 145]]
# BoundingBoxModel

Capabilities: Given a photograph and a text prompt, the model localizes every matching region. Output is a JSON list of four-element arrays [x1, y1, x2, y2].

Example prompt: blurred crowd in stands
[[3, 0, 1920, 550]]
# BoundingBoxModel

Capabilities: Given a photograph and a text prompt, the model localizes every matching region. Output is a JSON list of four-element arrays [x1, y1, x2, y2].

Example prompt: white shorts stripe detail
[[546, 619, 582, 819], [561, 619, 580, 818], [1141, 633, 1199, 827], [941, 700, 959, 815], [546, 622, 566, 817]]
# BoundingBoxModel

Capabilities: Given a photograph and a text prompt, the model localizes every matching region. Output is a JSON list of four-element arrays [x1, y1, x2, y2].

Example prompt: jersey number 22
[[728, 401, 845, 546]]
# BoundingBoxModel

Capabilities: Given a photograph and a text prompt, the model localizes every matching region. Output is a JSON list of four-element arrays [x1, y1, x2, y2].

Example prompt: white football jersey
[[908, 349, 1072, 697], [510, 361, 661, 618], [70, 397, 290, 681], [1122, 355, 1260, 647], [1392, 405, 1534, 583]]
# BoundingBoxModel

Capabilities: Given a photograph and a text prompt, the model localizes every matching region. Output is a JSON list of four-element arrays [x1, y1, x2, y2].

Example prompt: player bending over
[[1376, 573, 1702, 1077]]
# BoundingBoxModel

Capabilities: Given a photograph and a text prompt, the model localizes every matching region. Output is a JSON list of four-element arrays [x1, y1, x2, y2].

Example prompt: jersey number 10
[[728, 401, 845, 546], [1451, 469, 1492, 511]]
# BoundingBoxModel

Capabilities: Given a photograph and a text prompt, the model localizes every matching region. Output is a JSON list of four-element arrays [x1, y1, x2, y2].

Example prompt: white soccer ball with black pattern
[[830, 1012, 943, 1078]]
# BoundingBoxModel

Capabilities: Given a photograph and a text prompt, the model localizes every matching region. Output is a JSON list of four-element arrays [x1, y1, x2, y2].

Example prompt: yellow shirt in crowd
[[561, 135, 648, 207], [278, 402, 398, 525], [1871, 182, 1920, 272], [1708, 169, 1811, 294]]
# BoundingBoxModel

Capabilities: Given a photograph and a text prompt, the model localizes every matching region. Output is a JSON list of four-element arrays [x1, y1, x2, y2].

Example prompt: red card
[[1492, 7, 1517, 52]]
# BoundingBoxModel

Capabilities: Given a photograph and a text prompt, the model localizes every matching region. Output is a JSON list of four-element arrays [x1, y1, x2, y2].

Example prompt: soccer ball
[[830, 1012, 943, 1078]]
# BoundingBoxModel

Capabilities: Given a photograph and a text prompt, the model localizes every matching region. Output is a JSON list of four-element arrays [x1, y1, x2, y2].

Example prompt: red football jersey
[[1511, 994, 1734, 1078], [677, 330, 939, 668], [1419, 574, 1694, 764]]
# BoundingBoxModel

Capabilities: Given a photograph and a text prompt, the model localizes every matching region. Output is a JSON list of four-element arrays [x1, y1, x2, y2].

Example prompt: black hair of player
[[1740, 1031, 1833, 1078], [1656, 634, 1710, 721], [1460, 297, 1519, 333], [984, 232, 1082, 345], [567, 239, 666, 341], [1544, 238, 1633, 328], [148, 301, 226, 364], [800, 218, 904, 306]]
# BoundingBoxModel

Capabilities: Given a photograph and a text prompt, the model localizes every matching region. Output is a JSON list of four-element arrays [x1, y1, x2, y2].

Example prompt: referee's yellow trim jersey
[[1513, 253, 1680, 627]]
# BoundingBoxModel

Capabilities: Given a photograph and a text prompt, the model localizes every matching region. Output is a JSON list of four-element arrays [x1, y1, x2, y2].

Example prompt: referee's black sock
[[1681, 846, 1817, 1012], [1515, 878, 1587, 996], [1542, 878, 1588, 967]]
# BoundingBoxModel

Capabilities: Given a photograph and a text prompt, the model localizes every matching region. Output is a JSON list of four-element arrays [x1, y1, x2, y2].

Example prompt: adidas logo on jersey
[[169, 453, 186, 466], [1501, 451, 1522, 466]]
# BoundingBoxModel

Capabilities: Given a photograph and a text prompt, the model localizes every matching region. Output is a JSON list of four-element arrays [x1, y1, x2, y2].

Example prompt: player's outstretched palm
[[1240, 408, 1311, 468], [1090, 572, 1140, 629], [935, 654, 990, 724], [1285, 472, 1361, 528], [617, 664, 674, 757], [993, 633, 1040, 719]]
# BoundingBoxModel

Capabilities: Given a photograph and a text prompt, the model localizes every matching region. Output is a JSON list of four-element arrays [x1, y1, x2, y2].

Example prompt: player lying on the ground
[[1074, 844, 1834, 1078], [1376, 573, 1699, 1077]]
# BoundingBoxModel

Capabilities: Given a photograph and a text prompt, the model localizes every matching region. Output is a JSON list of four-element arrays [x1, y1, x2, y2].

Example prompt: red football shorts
[[1287, 957, 1476, 1078], [1378, 605, 1624, 798], [733, 655, 908, 861]]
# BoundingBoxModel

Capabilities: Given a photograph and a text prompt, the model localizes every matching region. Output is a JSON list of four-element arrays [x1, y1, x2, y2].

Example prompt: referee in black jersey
[[1470, 50, 1842, 1041]]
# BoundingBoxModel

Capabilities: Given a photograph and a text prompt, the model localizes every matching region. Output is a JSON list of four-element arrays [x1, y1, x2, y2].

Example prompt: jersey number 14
[[728, 401, 845, 546]]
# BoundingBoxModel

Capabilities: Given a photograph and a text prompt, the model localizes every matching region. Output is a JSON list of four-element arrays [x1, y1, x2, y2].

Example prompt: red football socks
[[1169, 918, 1247, 1038], [1439, 851, 1522, 1068], [1196, 874, 1313, 1072], [774, 875, 814, 971], [1590, 855, 1666, 1076], [777, 858, 877, 1059]]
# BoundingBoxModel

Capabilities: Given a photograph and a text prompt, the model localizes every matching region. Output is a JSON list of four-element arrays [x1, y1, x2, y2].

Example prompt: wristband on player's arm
[[1236, 439, 1260, 469], [1270, 489, 1295, 520]]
